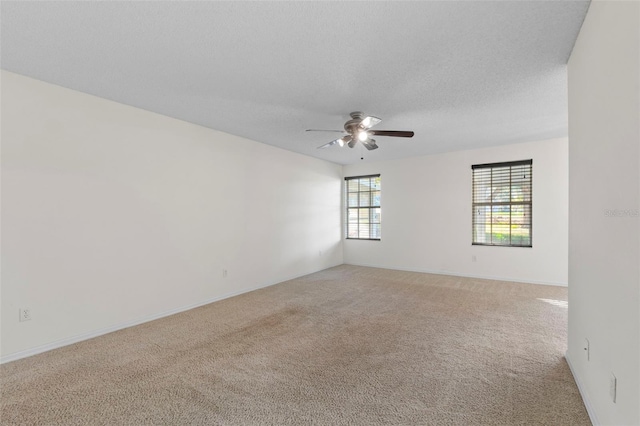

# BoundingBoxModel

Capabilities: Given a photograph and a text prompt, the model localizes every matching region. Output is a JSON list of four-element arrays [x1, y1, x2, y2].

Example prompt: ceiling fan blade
[[317, 141, 335, 149], [317, 136, 349, 149], [345, 135, 358, 148], [360, 116, 382, 129], [310, 114, 409, 152], [362, 139, 378, 151], [369, 130, 414, 138]]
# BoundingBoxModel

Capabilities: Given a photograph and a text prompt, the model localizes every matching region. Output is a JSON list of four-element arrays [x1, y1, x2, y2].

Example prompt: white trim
[[565, 351, 598, 426], [0, 262, 563, 364], [344, 262, 567, 287], [0, 266, 338, 364]]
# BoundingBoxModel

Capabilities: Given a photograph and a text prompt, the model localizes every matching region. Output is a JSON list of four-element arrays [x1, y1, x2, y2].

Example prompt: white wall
[[0, 71, 343, 361], [566, 1, 640, 424], [343, 138, 568, 286]]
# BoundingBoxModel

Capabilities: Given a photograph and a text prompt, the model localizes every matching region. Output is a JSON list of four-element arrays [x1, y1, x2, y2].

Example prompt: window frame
[[345, 174, 381, 241], [471, 159, 533, 248]]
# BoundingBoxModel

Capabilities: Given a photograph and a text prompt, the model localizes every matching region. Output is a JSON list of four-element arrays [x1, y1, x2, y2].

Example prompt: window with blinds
[[345, 175, 381, 240], [472, 160, 532, 247]]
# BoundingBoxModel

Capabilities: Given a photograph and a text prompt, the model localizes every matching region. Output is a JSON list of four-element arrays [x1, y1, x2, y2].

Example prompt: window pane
[[371, 191, 381, 207], [371, 177, 381, 190], [511, 184, 524, 202], [492, 167, 510, 180], [513, 224, 531, 246], [358, 224, 370, 239], [348, 180, 359, 192], [473, 206, 490, 244], [511, 165, 529, 181], [473, 171, 491, 203], [348, 209, 358, 223], [371, 224, 381, 239], [348, 223, 359, 238], [359, 192, 371, 207], [491, 185, 511, 203], [521, 181, 532, 202], [348, 193, 359, 207], [371, 208, 381, 224], [492, 229, 510, 245], [359, 178, 371, 192], [511, 205, 525, 225], [359, 208, 370, 222], [492, 205, 510, 225]]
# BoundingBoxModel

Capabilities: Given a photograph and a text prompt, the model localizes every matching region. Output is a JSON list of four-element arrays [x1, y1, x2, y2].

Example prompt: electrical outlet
[[19, 308, 31, 322], [222, 269, 228, 278], [584, 338, 590, 361], [610, 373, 617, 403]]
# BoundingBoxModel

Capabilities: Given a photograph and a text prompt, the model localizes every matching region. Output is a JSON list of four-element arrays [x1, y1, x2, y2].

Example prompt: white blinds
[[345, 175, 381, 240], [472, 160, 532, 247]]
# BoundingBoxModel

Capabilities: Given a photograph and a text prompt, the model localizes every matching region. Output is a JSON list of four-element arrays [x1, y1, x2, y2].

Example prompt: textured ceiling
[[1, 1, 589, 165]]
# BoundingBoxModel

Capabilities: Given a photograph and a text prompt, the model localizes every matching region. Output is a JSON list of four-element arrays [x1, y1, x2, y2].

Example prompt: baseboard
[[0, 262, 563, 364], [343, 262, 568, 287], [565, 351, 598, 426], [1, 264, 340, 364]]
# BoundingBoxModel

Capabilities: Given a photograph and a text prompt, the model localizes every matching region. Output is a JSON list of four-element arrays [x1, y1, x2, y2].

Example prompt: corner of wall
[[565, 351, 600, 425]]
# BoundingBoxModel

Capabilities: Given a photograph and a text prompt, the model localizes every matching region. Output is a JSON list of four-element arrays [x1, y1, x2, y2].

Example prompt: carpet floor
[[1, 265, 590, 425]]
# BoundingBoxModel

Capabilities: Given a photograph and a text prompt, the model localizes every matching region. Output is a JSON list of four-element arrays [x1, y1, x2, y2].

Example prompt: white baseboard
[[1, 265, 340, 364], [344, 262, 568, 287], [565, 351, 598, 426], [0, 262, 563, 364]]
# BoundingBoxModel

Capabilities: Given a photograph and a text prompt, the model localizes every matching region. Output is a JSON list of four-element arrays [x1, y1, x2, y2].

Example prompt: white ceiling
[[1, 1, 589, 165]]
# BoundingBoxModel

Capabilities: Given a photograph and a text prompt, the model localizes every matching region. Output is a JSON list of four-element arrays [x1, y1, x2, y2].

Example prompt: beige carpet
[[1, 265, 590, 425]]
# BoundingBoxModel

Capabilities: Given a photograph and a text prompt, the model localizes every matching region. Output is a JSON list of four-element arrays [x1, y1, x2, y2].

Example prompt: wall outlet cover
[[584, 338, 589, 361], [19, 308, 32, 322]]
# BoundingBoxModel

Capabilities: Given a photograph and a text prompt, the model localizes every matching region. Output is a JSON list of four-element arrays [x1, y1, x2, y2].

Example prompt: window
[[472, 160, 532, 247], [345, 175, 381, 240]]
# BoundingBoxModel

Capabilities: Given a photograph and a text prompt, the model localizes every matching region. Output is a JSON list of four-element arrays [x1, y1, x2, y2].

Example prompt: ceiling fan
[[306, 111, 415, 151]]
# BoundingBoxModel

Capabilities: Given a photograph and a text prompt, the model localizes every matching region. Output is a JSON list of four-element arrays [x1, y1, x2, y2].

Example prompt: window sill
[[472, 243, 532, 248]]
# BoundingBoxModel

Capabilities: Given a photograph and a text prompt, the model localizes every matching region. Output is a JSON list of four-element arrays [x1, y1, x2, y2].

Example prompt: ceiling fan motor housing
[[344, 111, 366, 133], [313, 111, 412, 150]]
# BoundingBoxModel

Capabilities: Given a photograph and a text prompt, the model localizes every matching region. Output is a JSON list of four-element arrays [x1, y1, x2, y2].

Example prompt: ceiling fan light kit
[[307, 111, 414, 151]]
